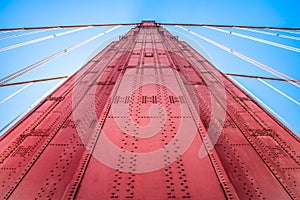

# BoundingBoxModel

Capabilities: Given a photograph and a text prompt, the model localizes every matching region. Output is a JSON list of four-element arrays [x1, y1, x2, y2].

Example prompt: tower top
[[139, 20, 159, 27]]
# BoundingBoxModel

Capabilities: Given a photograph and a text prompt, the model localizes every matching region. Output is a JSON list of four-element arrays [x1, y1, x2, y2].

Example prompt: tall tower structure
[[0, 21, 299, 199]]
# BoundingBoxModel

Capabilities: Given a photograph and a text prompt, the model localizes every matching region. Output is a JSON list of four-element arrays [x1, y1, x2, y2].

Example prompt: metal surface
[[0, 21, 299, 199]]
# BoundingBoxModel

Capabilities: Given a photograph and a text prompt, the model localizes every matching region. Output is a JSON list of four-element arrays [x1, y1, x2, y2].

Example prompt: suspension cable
[[0, 27, 90, 52], [160, 23, 300, 30], [0, 30, 22, 34], [225, 73, 300, 82], [238, 28, 300, 41], [0, 76, 68, 87], [0, 26, 121, 84], [229, 77, 300, 135], [280, 30, 300, 35], [0, 29, 55, 41], [0, 23, 137, 31], [176, 25, 300, 88], [204, 26, 300, 52], [0, 83, 32, 104], [257, 78, 300, 106], [1, 23, 299, 32], [0, 79, 66, 135]]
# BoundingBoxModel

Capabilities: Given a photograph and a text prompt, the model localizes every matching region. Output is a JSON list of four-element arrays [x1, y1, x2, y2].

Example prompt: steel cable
[[0, 26, 121, 84]]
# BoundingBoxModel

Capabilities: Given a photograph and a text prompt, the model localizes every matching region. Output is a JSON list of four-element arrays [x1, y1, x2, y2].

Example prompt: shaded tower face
[[0, 21, 299, 199]]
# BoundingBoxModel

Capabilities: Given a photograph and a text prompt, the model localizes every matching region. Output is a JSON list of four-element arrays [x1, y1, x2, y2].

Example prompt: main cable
[[176, 25, 300, 88], [0, 26, 122, 84], [160, 23, 300, 30], [0, 76, 68, 87], [0, 79, 65, 135], [0, 23, 137, 31], [229, 77, 300, 135], [204, 26, 300, 52], [257, 78, 300, 106], [0, 27, 90, 52], [0, 29, 55, 41], [238, 28, 300, 41], [0, 83, 32, 104], [1, 22, 299, 32]]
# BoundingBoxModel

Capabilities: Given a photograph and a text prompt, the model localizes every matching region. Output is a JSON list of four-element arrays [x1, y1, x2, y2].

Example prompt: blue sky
[[0, 0, 299, 136]]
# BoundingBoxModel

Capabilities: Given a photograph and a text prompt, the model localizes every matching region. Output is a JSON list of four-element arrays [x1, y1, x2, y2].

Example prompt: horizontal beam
[[0, 23, 137, 32], [160, 23, 300, 30], [225, 73, 299, 82], [0, 76, 68, 87]]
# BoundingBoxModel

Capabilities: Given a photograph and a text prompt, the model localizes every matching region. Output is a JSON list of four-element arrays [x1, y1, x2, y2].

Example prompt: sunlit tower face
[[0, 21, 299, 199]]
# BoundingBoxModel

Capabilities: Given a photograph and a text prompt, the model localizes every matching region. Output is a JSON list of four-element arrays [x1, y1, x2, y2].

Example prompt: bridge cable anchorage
[[229, 77, 300, 135], [237, 28, 300, 41], [0, 29, 56, 41], [257, 78, 300, 106], [176, 25, 300, 89], [0, 26, 122, 84], [0, 27, 91, 52], [0, 23, 137, 31], [0, 79, 66, 135], [0, 83, 32, 104], [0, 76, 69, 87], [225, 73, 300, 82], [204, 26, 300, 52]]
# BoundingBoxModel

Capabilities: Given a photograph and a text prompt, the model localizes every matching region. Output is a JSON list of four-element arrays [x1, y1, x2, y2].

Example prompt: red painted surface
[[0, 21, 299, 199]]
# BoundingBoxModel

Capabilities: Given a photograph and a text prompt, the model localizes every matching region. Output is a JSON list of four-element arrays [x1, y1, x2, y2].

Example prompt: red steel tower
[[0, 21, 299, 199]]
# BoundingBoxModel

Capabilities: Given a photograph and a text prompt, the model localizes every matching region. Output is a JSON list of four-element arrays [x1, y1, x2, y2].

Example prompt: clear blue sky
[[0, 0, 299, 136]]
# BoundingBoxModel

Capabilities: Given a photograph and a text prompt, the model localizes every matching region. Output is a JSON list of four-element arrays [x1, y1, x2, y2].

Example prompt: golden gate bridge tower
[[0, 21, 299, 199]]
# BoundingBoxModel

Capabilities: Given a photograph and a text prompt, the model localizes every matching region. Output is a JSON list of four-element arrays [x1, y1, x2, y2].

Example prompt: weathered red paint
[[0, 21, 299, 199]]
